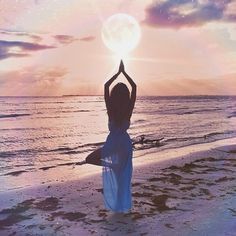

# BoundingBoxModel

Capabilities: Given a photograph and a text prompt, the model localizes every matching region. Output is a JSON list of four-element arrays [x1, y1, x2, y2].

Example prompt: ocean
[[0, 95, 236, 185]]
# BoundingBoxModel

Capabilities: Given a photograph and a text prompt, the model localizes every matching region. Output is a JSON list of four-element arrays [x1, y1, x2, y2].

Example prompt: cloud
[[0, 66, 68, 96], [143, 75, 236, 96], [144, 0, 236, 29], [0, 29, 43, 42], [0, 40, 55, 60], [79, 36, 95, 41], [1, 29, 95, 51], [54, 34, 95, 44], [54, 35, 78, 44]]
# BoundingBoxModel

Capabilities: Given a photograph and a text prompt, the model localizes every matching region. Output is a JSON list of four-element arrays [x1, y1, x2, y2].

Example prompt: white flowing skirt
[[101, 130, 133, 213]]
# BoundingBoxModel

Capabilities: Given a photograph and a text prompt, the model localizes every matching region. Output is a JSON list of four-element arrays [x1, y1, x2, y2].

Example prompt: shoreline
[[1, 137, 236, 193], [0, 139, 236, 235]]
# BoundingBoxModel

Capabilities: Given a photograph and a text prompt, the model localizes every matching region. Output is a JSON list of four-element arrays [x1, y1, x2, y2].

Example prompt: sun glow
[[101, 13, 141, 58]]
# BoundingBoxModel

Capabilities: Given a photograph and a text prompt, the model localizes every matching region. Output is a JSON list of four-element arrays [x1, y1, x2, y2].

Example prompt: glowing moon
[[101, 13, 141, 55]]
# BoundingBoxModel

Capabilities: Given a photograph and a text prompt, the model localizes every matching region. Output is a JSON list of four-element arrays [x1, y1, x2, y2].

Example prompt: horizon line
[[0, 94, 236, 97]]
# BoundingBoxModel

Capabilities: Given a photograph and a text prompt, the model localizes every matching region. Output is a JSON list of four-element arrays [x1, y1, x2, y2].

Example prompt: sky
[[0, 0, 236, 96]]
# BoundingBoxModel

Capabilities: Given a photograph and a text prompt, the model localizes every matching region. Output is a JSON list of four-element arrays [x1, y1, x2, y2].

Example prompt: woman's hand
[[118, 60, 125, 73]]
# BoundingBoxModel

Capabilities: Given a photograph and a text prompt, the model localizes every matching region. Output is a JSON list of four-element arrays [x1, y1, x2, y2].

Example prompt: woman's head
[[109, 83, 130, 125]]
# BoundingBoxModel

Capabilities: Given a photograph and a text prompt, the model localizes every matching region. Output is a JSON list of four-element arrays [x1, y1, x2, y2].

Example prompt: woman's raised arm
[[120, 60, 136, 116], [104, 71, 120, 112]]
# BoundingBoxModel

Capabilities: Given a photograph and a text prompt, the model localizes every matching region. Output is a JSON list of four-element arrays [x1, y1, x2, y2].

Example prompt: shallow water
[[0, 95, 236, 177]]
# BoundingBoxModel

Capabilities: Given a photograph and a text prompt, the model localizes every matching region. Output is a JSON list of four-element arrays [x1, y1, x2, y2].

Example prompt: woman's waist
[[109, 130, 130, 136], [107, 130, 131, 140], [108, 120, 130, 131]]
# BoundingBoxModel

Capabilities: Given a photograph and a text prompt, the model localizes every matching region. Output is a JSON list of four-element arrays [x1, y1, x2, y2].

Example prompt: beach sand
[[0, 138, 236, 236]]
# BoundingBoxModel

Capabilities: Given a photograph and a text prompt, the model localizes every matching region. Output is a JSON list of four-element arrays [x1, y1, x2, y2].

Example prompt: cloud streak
[[0, 29, 43, 42], [79, 36, 95, 42], [54, 35, 95, 44], [144, 0, 236, 28], [0, 40, 55, 60], [54, 35, 78, 45]]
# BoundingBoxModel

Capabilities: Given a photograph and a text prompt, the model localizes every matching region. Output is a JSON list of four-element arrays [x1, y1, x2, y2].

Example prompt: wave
[[0, 148, 39, 158], [177, 108, 222, 115], [32, 116, 63, 119], [0, 127, 39, 131], [2, 130, 234, 160], [19, 101, 65, 105], [47, 141, 104, 154], [133, 119, 146, 124], [132, 130, 236, 152], [136, 107, 222, 116], [227, 111, 236, 118], [2, 109, 29, 112], [60, 109, 90, 113], [0, 113, 30, 119], [162, 131, 236, 151], [164, 131, 234, 143], [0, 151, 17, 158], [4, 170, 28, 176]]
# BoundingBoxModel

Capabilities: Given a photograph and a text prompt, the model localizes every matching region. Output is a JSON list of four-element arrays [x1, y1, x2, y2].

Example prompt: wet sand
[[0, 140, 236, 235]]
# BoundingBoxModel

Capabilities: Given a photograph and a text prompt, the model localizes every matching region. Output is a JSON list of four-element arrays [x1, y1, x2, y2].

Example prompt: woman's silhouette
[[78, 60, 136, 212]]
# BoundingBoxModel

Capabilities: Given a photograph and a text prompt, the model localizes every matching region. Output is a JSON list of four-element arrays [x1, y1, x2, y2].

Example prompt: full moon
[[101, 13, 141, 55]]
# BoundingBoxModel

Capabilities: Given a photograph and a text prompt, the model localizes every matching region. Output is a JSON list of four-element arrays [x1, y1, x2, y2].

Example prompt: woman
[[78, 60, 136, 213]]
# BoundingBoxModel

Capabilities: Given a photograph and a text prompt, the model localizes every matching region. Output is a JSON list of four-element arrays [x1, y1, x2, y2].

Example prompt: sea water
[[0, 96, 236, 181]]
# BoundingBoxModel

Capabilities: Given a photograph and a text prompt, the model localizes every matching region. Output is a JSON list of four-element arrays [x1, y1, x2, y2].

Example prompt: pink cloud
[[0, 39, 55, 60]]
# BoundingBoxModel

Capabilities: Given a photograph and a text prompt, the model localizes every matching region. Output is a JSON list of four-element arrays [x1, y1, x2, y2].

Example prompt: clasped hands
[[117, 60, 126, 75]]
